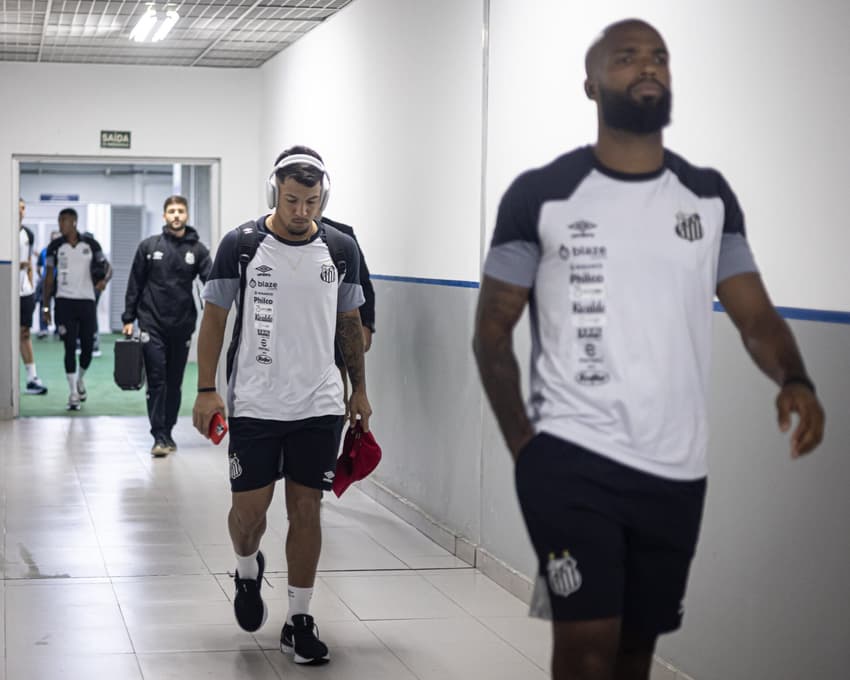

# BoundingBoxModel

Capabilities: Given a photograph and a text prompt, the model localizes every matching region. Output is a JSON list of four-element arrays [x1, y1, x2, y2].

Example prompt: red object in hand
[[332, 422, 382, 497], [209, 412, 228, 444]]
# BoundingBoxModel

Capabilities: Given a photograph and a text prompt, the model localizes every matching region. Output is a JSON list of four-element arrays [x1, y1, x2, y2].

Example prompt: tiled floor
[[0, 416, 554, 680]]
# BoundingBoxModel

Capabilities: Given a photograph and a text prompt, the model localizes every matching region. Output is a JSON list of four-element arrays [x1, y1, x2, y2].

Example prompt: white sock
[[236, 550, 259, 580], [25, 363, 37, 381], [287, 586, 313, 625], [66, 373, 77, 394], [77, 367, 87, 391]]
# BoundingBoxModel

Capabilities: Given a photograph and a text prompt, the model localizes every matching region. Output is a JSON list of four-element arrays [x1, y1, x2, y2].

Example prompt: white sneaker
[[66, 393, 81, 411], [76, 378, 87, 402]]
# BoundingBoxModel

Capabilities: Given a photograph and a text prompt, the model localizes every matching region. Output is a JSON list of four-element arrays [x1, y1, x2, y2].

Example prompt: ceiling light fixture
[[129, 4, 180, 43]]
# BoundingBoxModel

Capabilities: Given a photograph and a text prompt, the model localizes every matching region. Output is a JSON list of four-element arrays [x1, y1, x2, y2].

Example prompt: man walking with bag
[[123, 195, 212, 456]]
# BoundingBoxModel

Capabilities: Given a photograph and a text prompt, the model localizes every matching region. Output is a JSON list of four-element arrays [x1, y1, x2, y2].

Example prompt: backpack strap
[[225, 221, 260, 380]]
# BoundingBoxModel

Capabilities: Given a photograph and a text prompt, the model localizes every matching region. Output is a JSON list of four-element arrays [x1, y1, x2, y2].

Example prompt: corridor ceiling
[[0, 0, 352, 68]]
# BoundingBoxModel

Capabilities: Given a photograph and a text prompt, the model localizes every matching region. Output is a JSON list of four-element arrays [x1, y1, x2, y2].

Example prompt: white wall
[[260, 0, 485, 283], [0, 61, 263, 417]]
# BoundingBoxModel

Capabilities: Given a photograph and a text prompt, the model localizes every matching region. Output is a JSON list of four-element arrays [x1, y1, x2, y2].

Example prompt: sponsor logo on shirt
[[570, 273, 603, 284], [570, 245, 607, 259], [257, 328, 270, 338], [320, 264, 337, 284], [559, 244, 570, 260], [572, 301, 605, 314], [568, 220, 596, 238], [675, 212, 704, 242], [575, 370, 610, 386], [249, 278, 278, 290], [253, 294, 274, 305], [255, 264, 273, 277], [153, 251, 164, 260], [256, 354, 272, 365], [577, 327, 603, 340]]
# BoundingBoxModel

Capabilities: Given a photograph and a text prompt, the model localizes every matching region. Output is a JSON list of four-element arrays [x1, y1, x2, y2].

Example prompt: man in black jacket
[[123, 195, 212, 456]]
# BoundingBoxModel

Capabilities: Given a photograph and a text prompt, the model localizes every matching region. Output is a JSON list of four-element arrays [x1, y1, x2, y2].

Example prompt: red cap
[[332, 423, 382, 497]]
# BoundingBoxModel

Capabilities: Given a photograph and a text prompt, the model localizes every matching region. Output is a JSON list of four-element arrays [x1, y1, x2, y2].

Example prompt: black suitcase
[[114, 338, 145, 390]]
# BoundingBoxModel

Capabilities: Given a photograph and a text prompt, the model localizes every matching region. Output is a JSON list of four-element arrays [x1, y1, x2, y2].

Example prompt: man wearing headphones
[[193, 146, 370, 666]]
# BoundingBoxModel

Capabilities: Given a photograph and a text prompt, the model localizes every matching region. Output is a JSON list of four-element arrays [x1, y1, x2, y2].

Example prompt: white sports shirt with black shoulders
[[45, 234, 103, 301], [484, 146, 759, 480], [19, 228, 34, 297], [202, 218, 365, 422]]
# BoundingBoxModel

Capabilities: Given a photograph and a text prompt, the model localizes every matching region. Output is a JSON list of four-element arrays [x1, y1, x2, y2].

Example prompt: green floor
[[20, 332, 197, 417]]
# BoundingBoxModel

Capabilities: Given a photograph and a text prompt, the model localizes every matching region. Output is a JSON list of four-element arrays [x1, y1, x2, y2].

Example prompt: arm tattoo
[[473, 278, 533, 455], [337, 313, 366, 391]]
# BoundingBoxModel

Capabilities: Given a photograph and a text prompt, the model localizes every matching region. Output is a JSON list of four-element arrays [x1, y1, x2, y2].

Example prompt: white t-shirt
[[203, 218, 365, 422], [19, 228, 34, 297], [484, 146, 759, 481]]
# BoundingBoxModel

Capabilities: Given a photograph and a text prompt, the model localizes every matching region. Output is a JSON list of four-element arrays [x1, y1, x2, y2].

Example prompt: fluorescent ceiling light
[[129, 5, 179, 43], [152, 10, 180, 42], [129, 7, 157, 43]]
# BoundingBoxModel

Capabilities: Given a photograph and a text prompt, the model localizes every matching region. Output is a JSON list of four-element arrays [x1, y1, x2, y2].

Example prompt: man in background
[[123, 195, 212, 456], [19, 198, 47, 395]]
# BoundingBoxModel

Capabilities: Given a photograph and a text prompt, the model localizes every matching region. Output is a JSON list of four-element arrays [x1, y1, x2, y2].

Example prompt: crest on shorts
[[547, 550, 582, 598], [229, 453, 243, 480]]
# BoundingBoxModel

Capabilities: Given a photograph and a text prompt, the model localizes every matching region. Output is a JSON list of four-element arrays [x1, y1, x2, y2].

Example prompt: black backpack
[[225, 220, 348, 380]]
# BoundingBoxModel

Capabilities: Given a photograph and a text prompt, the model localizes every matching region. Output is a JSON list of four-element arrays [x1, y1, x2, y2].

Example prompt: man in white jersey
[[193, 146, 371, 666], [43, 208, 111, 411], [473, 19, 825, 680], [18, 198, 48, 395]]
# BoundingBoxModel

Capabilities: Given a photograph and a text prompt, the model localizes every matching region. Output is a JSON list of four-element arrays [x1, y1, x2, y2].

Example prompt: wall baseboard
[[358, 475, 695, 679]]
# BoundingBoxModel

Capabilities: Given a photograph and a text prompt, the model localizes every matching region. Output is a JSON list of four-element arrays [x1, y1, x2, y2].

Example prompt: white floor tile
[[137, 650, 281, 680], [367, 617, 550, 679], [322, 572, 470, 620], [0, 415, 542, 680]]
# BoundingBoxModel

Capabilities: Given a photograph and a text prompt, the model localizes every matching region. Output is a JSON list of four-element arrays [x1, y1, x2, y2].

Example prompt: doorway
[[12, 155, 221, 418]]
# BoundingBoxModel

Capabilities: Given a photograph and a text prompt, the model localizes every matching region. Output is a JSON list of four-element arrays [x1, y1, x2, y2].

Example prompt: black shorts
[[20, 294, 35, 329], [228, 415, 343, 493], [515, 432, 706, 635]]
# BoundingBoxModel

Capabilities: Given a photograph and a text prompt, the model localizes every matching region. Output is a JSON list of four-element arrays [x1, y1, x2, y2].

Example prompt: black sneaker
[[233, 551, 268, 632], [25, 378, 47, 395], [280, 614, 330, 665], [164, 434, 177, 453]]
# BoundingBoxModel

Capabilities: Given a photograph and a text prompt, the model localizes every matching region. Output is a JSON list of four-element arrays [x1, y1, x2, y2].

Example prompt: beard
[[599, 82, 672, 134]]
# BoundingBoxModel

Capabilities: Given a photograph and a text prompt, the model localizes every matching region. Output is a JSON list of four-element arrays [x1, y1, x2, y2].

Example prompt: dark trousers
[[55, 298, 96, 374], [142, 329, 191, 439]]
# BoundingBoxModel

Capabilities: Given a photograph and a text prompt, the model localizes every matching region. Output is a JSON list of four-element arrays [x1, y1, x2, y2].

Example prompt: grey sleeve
[[337, 236, 365, 313], [201, 229, 240, 309], [483, 174, 542, 288], [202, 278, 239, 309], [717, 233, 759, 283], [483, 241, 542, 288]]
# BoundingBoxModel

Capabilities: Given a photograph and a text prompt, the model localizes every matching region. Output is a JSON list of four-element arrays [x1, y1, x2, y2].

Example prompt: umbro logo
[[568, 220, 596, 238], [255, 264, 273, 277], [675, 212, 704, 242]]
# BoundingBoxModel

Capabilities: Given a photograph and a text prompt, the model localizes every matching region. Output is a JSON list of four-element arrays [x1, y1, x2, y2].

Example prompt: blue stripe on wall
[[713, 301, 850, 325], [371, 274, 480, 289], [0, 260, 12, 265], [371, 274, 850, 325]]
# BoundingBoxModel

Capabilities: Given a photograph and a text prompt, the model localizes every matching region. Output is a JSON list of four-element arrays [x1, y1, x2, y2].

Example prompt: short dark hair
[[58, 208, 78, 221], [163, 195, 188, 212], [273, 145, 325, 189]]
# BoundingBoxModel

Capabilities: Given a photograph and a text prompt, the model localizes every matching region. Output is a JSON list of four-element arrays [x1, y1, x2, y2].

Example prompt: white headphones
[[265, 154, 331, 212]]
